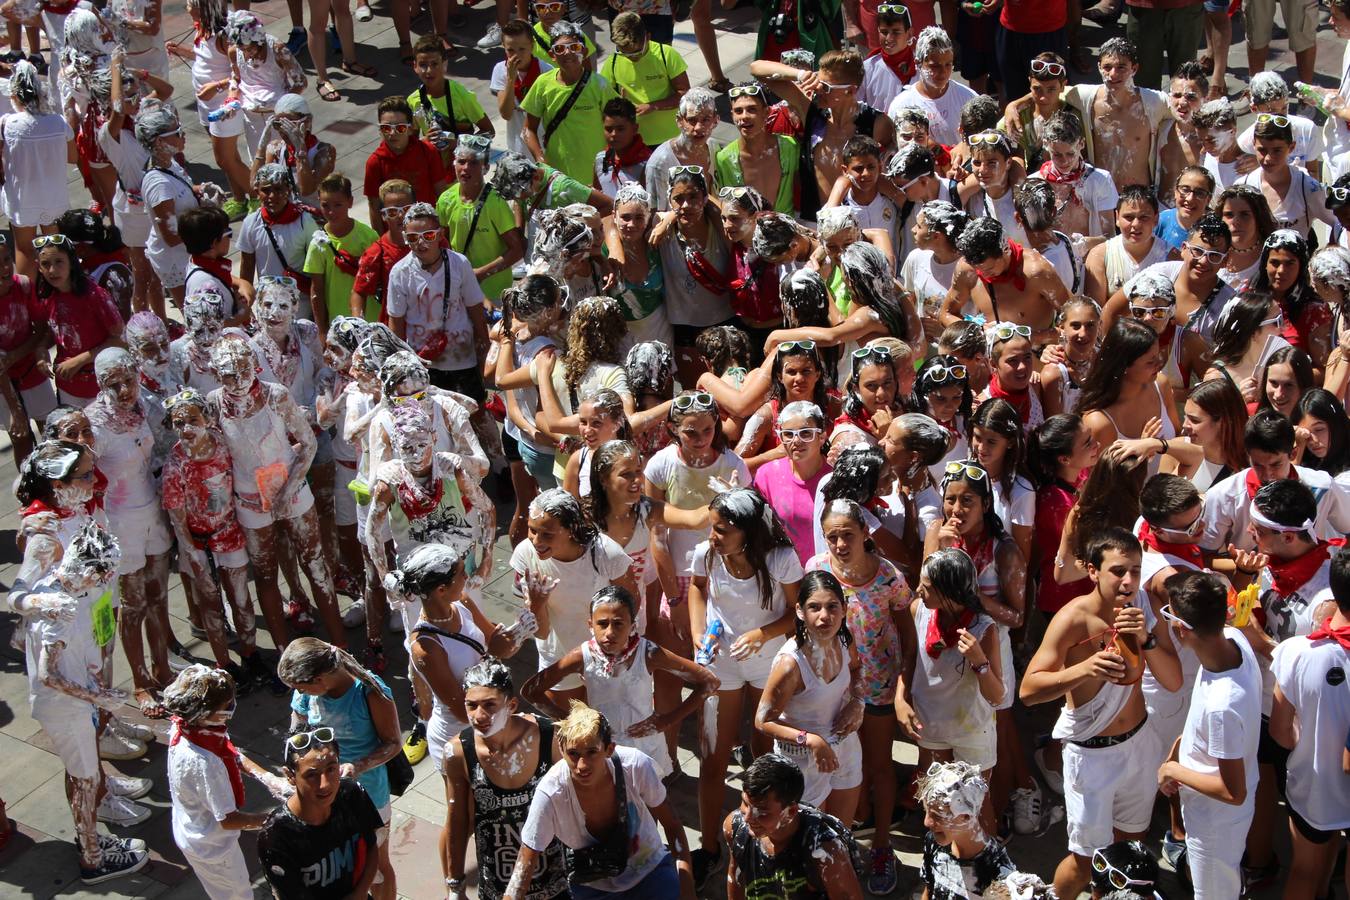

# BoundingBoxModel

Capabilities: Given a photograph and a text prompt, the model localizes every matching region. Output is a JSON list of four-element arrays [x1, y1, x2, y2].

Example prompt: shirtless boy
[[1156, 62, 1209, 201], [714, 82, 799, 216], [942, 217, 1069, 349], [1020, 528, 1181, 900]]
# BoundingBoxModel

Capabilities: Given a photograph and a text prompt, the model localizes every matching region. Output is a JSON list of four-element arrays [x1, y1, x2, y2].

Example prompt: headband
[[1248, 500, 1314, 534]]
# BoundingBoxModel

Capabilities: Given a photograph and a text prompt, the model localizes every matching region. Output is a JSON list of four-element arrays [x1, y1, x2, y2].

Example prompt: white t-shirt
[[97, 122, 150, 220], [509, 532, 632, 673], [691, 542, 803, 646], [167, 737, 243, 862], [1027, 166, 1120, 238], [504, 335, 556, 451], [901, 247, 959, 321], [887, 80, 978, 147], [1178, 627, 1262, 829], [142, 164, 200, 257], [858, 53, 911, 118], [1203, 153, 1242, 191], [1200, 466, 1350, 553], [643, 446, 750, 574], [521, 746, 669, 893], [1237, 164, 1335, 238], [23, 578, 105, 719], [1271, 632, 1350, 831], [236, 211, 319, 319], [842, 189, 901, 268], [183, 266, 241, 321], [385, 249, 486, 372], [1239, 114, 1325, 168], [991, 476, 1035, 537], [490, 59, 553, 159], [0, 111, 72, 225]]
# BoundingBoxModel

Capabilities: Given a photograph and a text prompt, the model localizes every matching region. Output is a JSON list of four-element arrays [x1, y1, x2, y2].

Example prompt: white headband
[[1248, 500, 1314, 534]]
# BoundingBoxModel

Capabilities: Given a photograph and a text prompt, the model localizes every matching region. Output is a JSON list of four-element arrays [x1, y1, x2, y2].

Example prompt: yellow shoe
[[404, 722, 428, 765]]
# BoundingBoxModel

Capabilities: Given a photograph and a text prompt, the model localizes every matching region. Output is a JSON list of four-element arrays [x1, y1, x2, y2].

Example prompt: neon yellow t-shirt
[[406, 79, 488, 139], [436, 183, 518, 301], [520, 70, 617, 185], [530, 20, 597, 63], [601, 41, 686, 145], [303, 220, 381, 321]]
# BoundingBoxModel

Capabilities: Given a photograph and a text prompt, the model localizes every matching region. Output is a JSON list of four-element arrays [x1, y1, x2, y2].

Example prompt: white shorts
[[0, 379, 57, 427], [1146, 689, 1191, 757], [235, 482, 316, 530], [178, 544, 250, 577], [776, 732, 863, 807], [196, 94, 246, 139], [1181, 797, 1252, 900], [334, 459, 358, 527], [148, 243, 190, 291], [243, 109, 270, 159], [36, 704, 99, 779], [994, 625, 1014, 712], [181, 841, 254, 900], [1062, 721, 1163, 857], [56, 388, 95, 408], [707, 640, 781, 691], [7, 206, 65, 229], [112, 503, 174, 573], [917, 725, 997, 772], [116, 208, 152, 249]]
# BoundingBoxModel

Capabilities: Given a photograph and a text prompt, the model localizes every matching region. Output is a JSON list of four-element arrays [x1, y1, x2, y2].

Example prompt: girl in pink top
[[752, 400, 831, 564]]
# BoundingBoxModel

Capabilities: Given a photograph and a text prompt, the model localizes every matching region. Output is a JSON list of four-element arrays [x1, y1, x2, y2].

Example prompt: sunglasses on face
[[379, 123, 414, 135], [534, 1, 564, 11], [392, 390, 427, 404], [1256, 113, 1291, 128], [33, 234, 73, 250], [778, 339, 817, 353], [381, 203, 414, 219], [286, 726, 337, 752], [1261, 312, 1285, 330], [1029, 59, 1066, 78], [1184, 242, 1227, 265], [922, 363, 967, 384], [1330, 186, 1350, 203], [552, 42, 585, 55], [944, 461, 988, 481], [1176, 184, 1212, 200], [406, 228, 441, 243], [1158, 508, 1205, 538], [670, 164, 704, 176], [992, 322, 1032, 341], [673, 391, 715, 411], [1091, 850, 1156, 891], [728, 84, 764, 99], [1159, 603, 1195, 631], [778, 426, 822, 442], [817, 82, 856, 95], [1129, 304, 1174, 321]]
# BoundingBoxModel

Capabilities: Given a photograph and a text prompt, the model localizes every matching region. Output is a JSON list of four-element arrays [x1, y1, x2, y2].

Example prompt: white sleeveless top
[[1100, 382, 1177, 475], [416, 613, 485, 764], [581, 638, 671, 775], [772, 637, 852, 736], [1104, 235, 1171, 298]]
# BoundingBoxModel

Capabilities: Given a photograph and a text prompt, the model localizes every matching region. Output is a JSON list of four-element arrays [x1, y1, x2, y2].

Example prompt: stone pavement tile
[[387, 809, 464, 900], [2, 823, 89, 900], [0, 729, 68, 805], [10, 770, 82, 844], [388, 779, 446, 831]]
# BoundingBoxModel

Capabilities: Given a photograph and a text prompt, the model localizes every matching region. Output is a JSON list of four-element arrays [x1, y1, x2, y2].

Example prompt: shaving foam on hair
[[816, 206, 860, 241], [1310, 246, 1350, 293], [1122, 269, 1177, 304], [1249, 71, 1290, 106]]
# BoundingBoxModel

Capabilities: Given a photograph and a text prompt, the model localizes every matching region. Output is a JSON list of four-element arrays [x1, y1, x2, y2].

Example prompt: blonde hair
[[866, 336, 912, 365], [556, 700, 613, 748]]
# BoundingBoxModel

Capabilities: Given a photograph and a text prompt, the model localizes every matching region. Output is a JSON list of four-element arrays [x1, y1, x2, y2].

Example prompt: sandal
[[399, 43, 416, 65], [707, 77, 733, 94], [317, 79, 341, 102], [342, 60, 378, 78], [135, 689, 167, 719]]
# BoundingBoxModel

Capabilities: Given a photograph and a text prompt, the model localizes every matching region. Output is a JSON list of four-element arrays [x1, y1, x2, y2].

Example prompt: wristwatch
[[1142, 633, 1159, 651], [972, 661, 990, 675], [795, 730, 808, 745]]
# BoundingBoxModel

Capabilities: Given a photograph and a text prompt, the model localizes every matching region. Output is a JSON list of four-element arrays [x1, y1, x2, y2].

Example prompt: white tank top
[[580, 638, 670, 773], [220, 386, 296, 507], [1101, 382, 1177, 475], [92, 412, 158, 512], [1104, 235, 1171, 297], [416, 614, 485, 752], [773, 637, 852, 737]]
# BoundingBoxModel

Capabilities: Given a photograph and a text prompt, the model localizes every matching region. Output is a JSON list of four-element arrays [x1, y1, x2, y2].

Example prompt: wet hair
[[34, 234, 90, 299], [816, 206, 861, 243], [969, 398, 1027, 493], [556, 700, 613, 749], [461, 656, 514, 694], [768, 340, 830, 409], [669, 389, 727, 451], [821, 445, 886, 509], [1192, 97, 1237, 130], [818, 496, 874, 554], [1013, 179, 1058, 233], [499, 272, 563, 336], [353, 324, 412, 376], [1329, 546, 1350, 614], [939, 320, 986, 359], [162, 664, 236, 725], [919, 200, 969, 244], [1253, 478, 1318, 539], [779, 267, 832, 330], [913, 25, 951, 64], [752, 213, 806, 259], [920, 548, 982, 615], [1309, 246, 1350, 297], [1187, 378, 1249, 472], [1163, 570, 1228, 636], [602, 96, 638, 124], [1253, 113, 1294, 144], [42, 407, 88, 441], [1116, 183, 1160, 214], [897, 413, 952, 465], [954, 217, 1006, 265], [1253, 229, 1314, 321], [965, 129, 1014, 160], [915, 354, 974, 424], [8, 59, 46, 112], [547, 19, 585, 46], [668, 166, 711, 200], [885, 142, 935, 181], [842, 347, 896, 420], [1026, 413, 1084, 488], [284, 723, 341, 770], [1098, 37, 1139, 64], [793, 569, 853, 647], [490, 152, 540, 201], [677, 86, 717, 118], [382, 543, 465, 600], [15, 439, 88, 506], [624, 341, 675, 400], [1090, 841, 1159, 897], [743, 752, 806, 806], [818, 47, 864, 83], [613, 183, 652, 215], [893, 106, 931, 132], [56, 209, 124, 254], [695, 325, 751, 376], [1140, 473, 1201, 525], [578, 388, 632, 440], [1255, 346, 1314, 417], [720, 185, 770, 216], [1085, 526, 1142, 569], [839, 242, 910, 342], [528, 488, 599, 548], [1295, 388, 1350, 476], [1188, 211, 1232, 250], [958, 95, 1000, 138], [1073, 319, 1160, 416], [1210, 291, 1279, 365], [1171, 59, 1210, 92], [590, 584, 638, 619], [705, 487, 793, 609], [563, 296, 627, 396], [1040, 108, 1085, 147], [841, 134, 881, 164], [277, 637, 343, 686], [1071, 450, 1147, 561], [1214, 185, 1278, 245], [778, 400, 827, 431], [941, 459, 1007, 541], [1122, 269, 1177, 306], [326, 316, 370, 356], [583, 439, 640, 529]]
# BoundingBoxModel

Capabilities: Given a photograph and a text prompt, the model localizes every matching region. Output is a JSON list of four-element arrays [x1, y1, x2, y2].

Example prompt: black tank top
[[728, 805, 859, 900], [458, 717, 570, 900]]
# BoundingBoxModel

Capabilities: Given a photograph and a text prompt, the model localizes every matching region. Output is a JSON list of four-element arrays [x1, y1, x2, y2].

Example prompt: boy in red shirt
[[362, 98, 449, 233], [351, 179, 415, 322]]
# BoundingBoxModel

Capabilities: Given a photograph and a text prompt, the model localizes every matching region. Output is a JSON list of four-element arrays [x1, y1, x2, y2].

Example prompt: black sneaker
[[224, 662, 254, 697], [245, 652, 288, 696], [691, 847, 721, 892], [80, 846, 149, 884]]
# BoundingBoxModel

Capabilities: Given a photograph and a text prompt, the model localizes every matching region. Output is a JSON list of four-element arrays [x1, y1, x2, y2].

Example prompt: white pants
[[183, 840, 254, 900], [1182, 795, 1252, 900]]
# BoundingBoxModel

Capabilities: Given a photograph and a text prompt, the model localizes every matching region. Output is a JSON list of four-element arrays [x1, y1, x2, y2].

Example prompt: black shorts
[[864, 702, 896, 717], [429, 366, 487, 406], [1257, 715, 1291, 796], [1289, 804, 1350, 845], [501, 430, 523, 463]]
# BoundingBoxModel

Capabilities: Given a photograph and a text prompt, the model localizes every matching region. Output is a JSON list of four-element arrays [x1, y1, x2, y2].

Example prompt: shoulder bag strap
[[412, 620, 487, 656], [458, 185, 492, 257], [542, 68, 591, 146], [262, 222, 301, 275]]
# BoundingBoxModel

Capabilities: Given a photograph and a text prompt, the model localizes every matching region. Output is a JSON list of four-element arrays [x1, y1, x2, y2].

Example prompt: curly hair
[[563, 296, 627, 397], [695, 325, 751, 376]]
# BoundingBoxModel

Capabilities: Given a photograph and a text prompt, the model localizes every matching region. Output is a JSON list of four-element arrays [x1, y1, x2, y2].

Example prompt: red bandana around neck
[[976, 240, 1026, 292], [987, 376, 1031, 423], [1307, 616, 1350, 650], [171, 719, 245, 806], [1267, 540, 1337, 597], [1245, 467, 1299, 501], [260, 203, 302, 227], [875, 47, 915, 84], [925, 605, 976, 659], [601, 137, 652, 180], [191, 254, 233, 285], [586, 632, 642, 676], [513, 56, 543, 102], [397, 470, 445, 521], [1137, 520, 1205, 570], [1037, 159, 1087, 206]]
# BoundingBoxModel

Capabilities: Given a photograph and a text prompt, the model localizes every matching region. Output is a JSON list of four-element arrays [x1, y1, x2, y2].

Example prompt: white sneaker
[[476, 23, 503, 49], [95, 833, 147, 853], [355, 3, 373, 20], [105, 773, 153, 800], [1034, 746, 1064, 795], [98, 731, 147, 761], [108, 716, 155, 744], [1010, 785, 1042, 835], [342, 599, 368, 628], [96, 794, 152, 827], [166, 648, 195, 672]]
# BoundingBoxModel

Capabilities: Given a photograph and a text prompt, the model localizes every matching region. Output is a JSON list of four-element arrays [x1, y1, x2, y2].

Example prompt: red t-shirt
[[0, 275, 45, 390], [362, 139, 449, 204], [1034, 481, 1089, 614], [1001, 0, 1068, 32], [27, 282, 124, 398], [161, 439, 247, 555], [353, 234, 412, 322]]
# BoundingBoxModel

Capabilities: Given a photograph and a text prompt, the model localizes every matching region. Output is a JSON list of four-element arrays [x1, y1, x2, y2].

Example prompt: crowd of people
[[4, 0, 1350, 898]]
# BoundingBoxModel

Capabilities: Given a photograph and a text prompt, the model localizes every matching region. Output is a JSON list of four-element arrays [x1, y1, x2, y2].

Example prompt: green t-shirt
[[530, 21, 597, 63], [601, 42, 686, 146], [528, 164, 593, 212], [303, 220, 381, 322], [714, 134, 800, 215], [406, 79, 488, 139], [520, 70, 617, 185], [436, 183, 518, 301]]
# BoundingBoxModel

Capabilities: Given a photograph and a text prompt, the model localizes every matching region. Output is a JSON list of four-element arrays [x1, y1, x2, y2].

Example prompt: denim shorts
[[571, 853, 679, 900], [517, 436, 558, 490]]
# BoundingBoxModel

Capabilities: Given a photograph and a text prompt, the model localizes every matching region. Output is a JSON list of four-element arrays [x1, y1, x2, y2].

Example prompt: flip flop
[[317, 79, 341, 102], [707, 77, 733, 94], [135, 689, 167, 719], [342, 60, 378, 78]]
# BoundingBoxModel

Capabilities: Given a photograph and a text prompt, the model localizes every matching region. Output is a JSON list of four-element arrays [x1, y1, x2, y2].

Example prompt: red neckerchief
[[283, 133, 319, 173], [1245, 466, 1299, 500], [729, 245, 781, 323], [936, 416, 960, 443], [586, 632, 641, 677], [933, 144, 952, 172], [191, 254, 233, 284], [22, 498, 74, 519], [170, 719, 245, 806], [873, 46, 915, 85], [926, 605, 976, 659], [43, 0, 78, 14], [397, 470, 445, 520], [260, 202, 302, 227], [1038, 159, 1087, 206], [1267, 539, 1341, 597], [1307, 616, 1350, 651], [140, 368, 166, 394], [987, 375, 1031, 423], [976, 240, 1026, 292], [601, 136, 652, 180], [1137, 520, 1204, 570], [513, 56, 543, 102], [956, 532, 995, 574], [835, 403, 877, 437]]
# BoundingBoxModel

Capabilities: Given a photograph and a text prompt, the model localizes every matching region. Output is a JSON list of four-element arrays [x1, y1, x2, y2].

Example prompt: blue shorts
[[571, 853, 679, 900], [517, 437, 558, 490], [1203, 0, 1227, 12]]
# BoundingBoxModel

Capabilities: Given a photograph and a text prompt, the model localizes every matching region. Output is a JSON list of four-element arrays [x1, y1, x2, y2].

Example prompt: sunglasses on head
[[286, 726, 337, 752], [381, 203, 413, 219], [1256, 112, 1291, 128], [875, 4, 912, 24], [968, 131, 1006, 147], [852, 346, 893, 363], [777, 339, 817, 353], [1029, 59, 1066, 78], [728, 84, 764, 99], [1129, 303, 1174, 321], [944, 461, 988, 481], [778, 426, 822, 442], [991, 322, 1032, 341], [670, 164, 704, 176], [922, 363, 967, 384], [379, 122, 414, 135], [673, 391, 715, 411], [1183, 242, 1226, 265], [33, 234, 73, 250], [1091, 850, 1155, 891]]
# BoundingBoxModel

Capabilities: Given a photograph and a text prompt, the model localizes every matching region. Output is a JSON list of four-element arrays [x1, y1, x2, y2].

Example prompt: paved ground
[[0, 0, 1345, 897]]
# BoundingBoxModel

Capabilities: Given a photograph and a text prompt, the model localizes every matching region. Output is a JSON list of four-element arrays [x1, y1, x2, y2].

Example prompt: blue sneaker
[[286, 26, 307, 57]]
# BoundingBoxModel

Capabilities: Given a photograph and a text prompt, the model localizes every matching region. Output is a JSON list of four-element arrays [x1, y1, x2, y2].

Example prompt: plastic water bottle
[[695, 619, 723, 666], [206, 100, 241, 123], [1294, 81, 1332, 117]]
